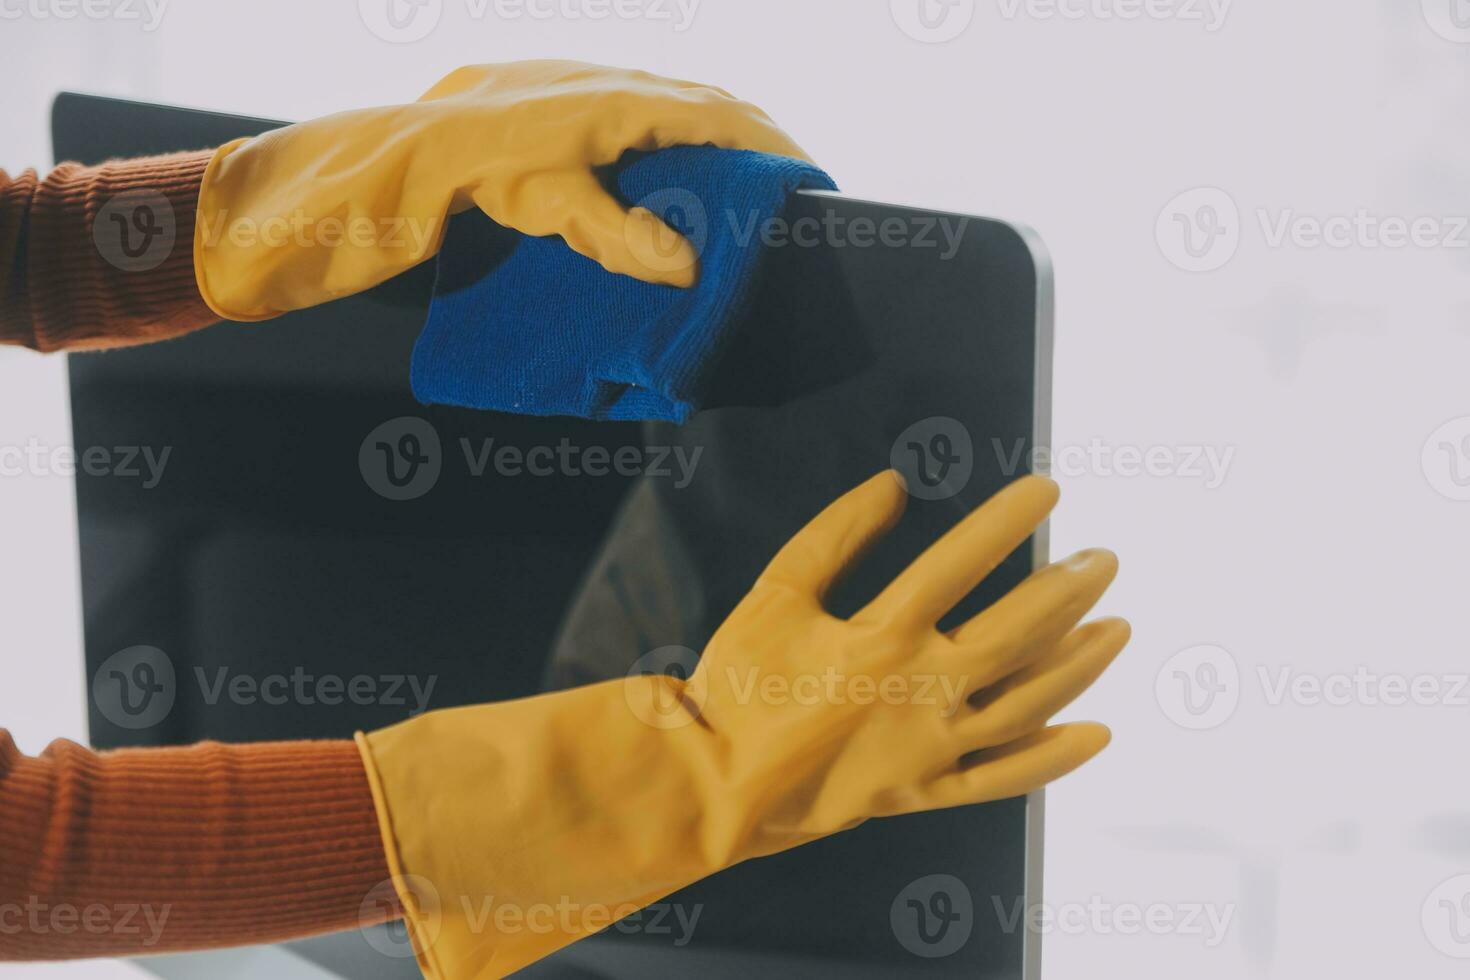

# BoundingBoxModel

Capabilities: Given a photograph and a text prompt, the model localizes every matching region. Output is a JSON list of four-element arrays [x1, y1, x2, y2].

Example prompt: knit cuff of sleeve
[[0, 732, 400, 960], [13, 149, 218, 352]]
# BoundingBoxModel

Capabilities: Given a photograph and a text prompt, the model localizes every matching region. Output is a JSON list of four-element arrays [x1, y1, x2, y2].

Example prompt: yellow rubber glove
[[356, 472, 1128, 979], [193, 61, 810, 320]]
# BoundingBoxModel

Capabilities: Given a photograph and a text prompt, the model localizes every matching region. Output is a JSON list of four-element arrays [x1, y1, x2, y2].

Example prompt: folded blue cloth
[[411, 147, 836, 422]]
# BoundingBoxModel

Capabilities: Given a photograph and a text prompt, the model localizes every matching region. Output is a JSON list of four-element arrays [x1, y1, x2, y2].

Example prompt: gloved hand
[[356, 472, 1128, 979], [193, 60, 809, 320]]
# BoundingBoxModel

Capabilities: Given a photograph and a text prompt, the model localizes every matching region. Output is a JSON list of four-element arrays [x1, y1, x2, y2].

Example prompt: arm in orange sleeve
[[0, 151, 219, 352], [0, 730, 400, 960]]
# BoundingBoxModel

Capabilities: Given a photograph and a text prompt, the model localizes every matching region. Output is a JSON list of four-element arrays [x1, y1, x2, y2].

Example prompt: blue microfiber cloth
[[411, 147, 836, 422]]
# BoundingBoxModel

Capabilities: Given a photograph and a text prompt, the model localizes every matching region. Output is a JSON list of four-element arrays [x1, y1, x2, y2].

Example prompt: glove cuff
[[353, 678, 722, 978], [192, 136, 263, 321], [354, 730, 449, 979]]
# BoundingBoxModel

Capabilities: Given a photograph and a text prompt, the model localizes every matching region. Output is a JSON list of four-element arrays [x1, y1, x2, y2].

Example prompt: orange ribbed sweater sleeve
[[0, 150, 220, 352], [0, 731, 399, 960]]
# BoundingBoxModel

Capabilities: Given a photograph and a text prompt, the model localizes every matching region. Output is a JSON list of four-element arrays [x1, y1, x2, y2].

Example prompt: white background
[[3, 0, 1470, 976]]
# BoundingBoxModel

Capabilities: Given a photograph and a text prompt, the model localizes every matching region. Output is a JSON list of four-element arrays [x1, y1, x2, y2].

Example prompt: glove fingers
[[477, 174, 701, 288], [883, 722, 1110, 817], [953, 617, 1130, 751], [757, 471, 908, 600], [861, 475, 1059, 629], [947, 547, 1118, 691]]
